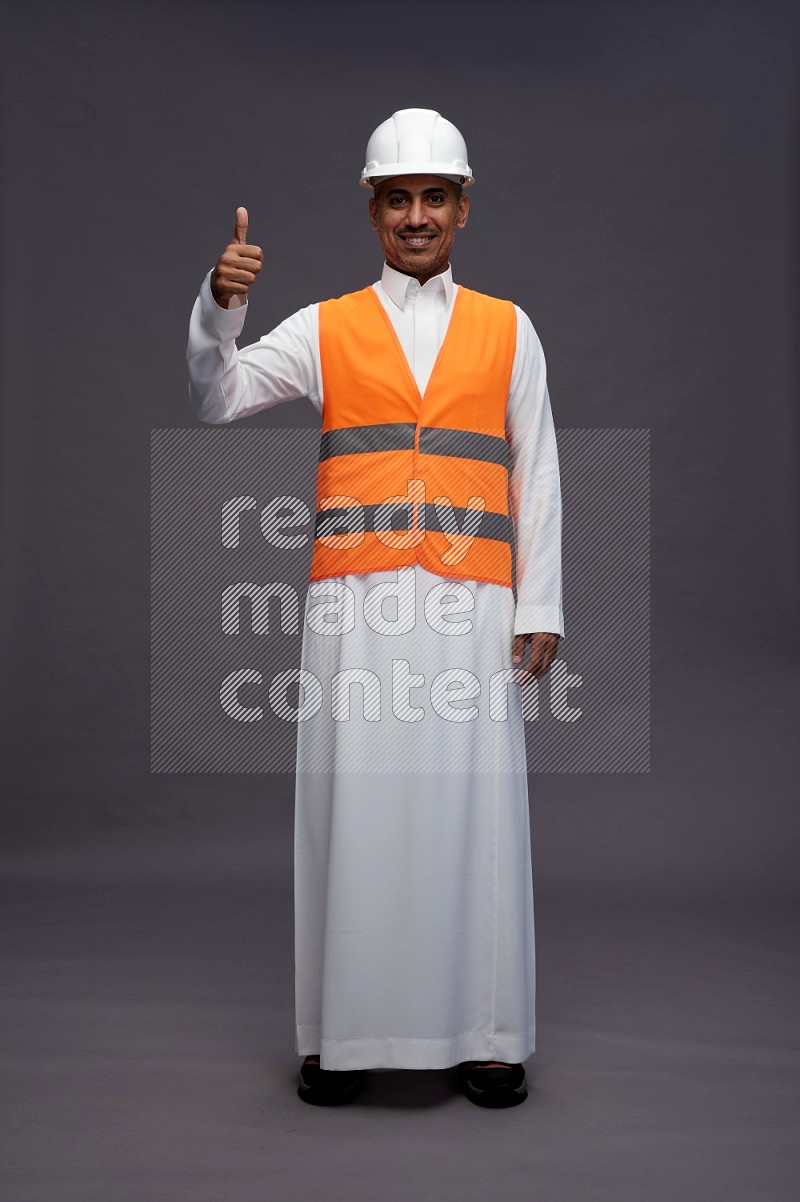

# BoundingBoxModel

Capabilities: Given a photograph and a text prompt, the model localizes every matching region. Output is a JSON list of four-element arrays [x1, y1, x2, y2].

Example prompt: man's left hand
[[512, 632, 560, 679]]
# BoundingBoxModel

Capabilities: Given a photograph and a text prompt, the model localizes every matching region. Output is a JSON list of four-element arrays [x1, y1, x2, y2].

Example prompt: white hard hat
[[360, 108, 474, 189]]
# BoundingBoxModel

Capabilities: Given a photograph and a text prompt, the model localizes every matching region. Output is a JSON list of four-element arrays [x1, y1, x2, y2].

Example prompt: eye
[[428, 193, 446, 204]]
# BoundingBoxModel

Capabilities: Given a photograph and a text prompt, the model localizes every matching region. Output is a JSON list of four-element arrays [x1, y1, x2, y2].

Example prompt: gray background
[[1, 1, 798, 1199]]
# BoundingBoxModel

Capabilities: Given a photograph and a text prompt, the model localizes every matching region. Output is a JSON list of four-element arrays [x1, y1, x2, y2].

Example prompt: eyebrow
[[385, 187, 447, 197]]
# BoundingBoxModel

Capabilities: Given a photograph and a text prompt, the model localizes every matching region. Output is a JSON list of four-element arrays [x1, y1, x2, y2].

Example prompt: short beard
[[385, 243, 450, 279]]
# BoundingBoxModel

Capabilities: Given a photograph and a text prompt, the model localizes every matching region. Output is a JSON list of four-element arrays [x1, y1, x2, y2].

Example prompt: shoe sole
[[297, 1073, 365, 1106], [459, 1073, 528, 1108]]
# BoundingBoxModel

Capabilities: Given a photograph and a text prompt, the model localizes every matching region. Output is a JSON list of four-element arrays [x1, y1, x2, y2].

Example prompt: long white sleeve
[[507, 308, 565, 638], [186, 269, 321, 423]]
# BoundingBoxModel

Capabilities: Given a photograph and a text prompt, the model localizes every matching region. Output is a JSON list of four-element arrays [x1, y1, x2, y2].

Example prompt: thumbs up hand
[[210, 206, 263, 309]]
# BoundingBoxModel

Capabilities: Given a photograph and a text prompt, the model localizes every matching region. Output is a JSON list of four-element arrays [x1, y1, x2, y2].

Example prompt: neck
[[386, 261, 450, 287]]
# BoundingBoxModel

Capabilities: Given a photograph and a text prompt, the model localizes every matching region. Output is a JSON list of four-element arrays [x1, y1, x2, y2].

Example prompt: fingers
[[221, 252, 263, 275], [233, 205, 248, 245], [528, 646, 548, 679], [513, 633, 559, 678], [531, 635, 559, 679]]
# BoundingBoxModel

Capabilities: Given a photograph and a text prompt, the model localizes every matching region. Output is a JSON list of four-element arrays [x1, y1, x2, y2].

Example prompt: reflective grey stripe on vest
[[319, 423, 416, 460], [315, 502, 512, 544], [318, 423, 508, 468], [418, 426, 509, 468]]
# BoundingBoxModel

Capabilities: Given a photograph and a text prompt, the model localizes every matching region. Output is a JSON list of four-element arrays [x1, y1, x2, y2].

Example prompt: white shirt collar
[[379, 261, 455, 311]]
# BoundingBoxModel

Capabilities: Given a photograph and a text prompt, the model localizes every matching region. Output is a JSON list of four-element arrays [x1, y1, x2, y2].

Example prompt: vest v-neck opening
[[367, 282, 464, 405]]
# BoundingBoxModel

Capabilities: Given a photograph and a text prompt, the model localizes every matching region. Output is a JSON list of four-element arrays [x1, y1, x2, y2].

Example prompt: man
[[187, 108, 565, 1109]]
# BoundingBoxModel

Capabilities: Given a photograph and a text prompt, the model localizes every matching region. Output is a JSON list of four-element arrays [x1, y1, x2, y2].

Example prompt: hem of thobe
[[294, 1027, 536, 1071]]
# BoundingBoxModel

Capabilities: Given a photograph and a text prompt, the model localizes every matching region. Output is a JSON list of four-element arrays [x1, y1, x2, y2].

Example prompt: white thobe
[[187, 262, 565, 1070]]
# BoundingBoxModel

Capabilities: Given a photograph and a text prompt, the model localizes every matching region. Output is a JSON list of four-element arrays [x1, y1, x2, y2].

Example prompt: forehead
[[374, 174, 457, 198]]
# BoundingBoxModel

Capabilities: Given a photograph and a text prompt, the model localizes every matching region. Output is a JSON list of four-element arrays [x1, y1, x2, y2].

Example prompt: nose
[[405, 195, 428, 227]]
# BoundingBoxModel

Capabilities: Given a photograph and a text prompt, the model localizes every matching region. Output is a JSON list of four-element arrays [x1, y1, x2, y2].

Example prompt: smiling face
[[368, 174, 470, 284]]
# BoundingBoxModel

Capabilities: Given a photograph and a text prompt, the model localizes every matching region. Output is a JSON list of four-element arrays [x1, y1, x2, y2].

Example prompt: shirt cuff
[[513, 604, 565, 639]]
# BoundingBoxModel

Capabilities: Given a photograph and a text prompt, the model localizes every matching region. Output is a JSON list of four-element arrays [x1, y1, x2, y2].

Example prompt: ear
[[456, 194, 470, 230], [368, 195, 379, 232]]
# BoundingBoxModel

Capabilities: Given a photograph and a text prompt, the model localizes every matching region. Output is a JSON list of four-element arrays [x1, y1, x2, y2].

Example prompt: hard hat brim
[[360, 164, 474, 189]]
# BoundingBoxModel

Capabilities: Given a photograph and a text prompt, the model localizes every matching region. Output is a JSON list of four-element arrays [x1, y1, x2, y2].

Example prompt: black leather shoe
[[297, 1056, 366, 1106], [457, 1060, 528, 1108]]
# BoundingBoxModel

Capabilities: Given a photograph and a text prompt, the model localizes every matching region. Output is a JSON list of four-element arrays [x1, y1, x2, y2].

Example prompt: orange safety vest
[[310, 283, 517, 588]]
